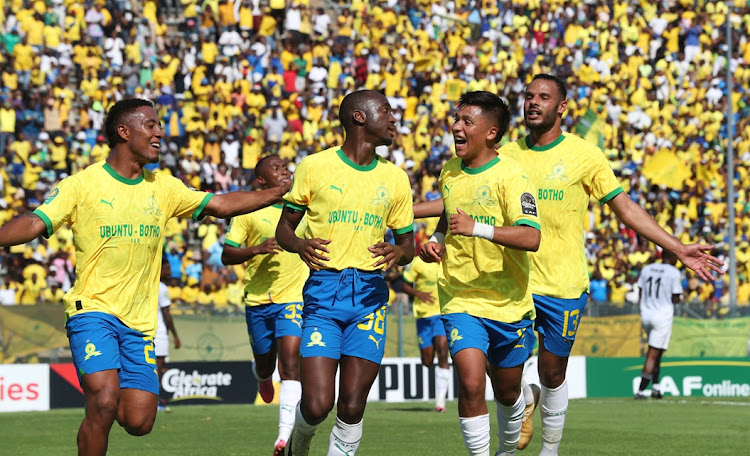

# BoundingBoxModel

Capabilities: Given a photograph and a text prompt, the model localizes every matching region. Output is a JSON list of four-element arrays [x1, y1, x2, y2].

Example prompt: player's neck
[[461, 148, 498, 170], [106, 151, 146, 180], [527, 125, 563, 148], [340, 140, 377, 166]]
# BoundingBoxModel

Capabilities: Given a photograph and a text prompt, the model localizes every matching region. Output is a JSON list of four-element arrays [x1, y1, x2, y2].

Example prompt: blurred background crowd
[[0, 0, 749, 318]]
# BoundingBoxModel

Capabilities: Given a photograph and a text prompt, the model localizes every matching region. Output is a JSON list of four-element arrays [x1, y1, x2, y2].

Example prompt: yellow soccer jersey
[[402, 256, 440, 319], [283, 147, 414, 271], [500, 133, 623, 299], [438, 155, 540, 323], [33, 162, 212, 337], [224, 204, 308, 305]]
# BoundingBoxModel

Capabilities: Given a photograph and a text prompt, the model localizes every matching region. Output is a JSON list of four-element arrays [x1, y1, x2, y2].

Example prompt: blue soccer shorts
[[245, 302, 303, 356], [66, 312, 159, 395], [533, 292, 588, 357], [416, 315, 446, 350], [300, 269, 389, 364], [441, 312, 535, 368]]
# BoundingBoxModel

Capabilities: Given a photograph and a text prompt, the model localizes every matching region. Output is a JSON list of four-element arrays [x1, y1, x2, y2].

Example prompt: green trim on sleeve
[[599, 187, 624, 205], [513, 219, 541, 231], [393, 224, 414, 235], [192, 193, 213, 220], [32, 209, 53, 238], [224, 239, 241, 248], [283, 200, 307, 212]]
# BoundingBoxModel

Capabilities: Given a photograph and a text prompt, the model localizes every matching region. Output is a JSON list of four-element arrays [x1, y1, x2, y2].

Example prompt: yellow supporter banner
[[668, 317, 750, 357], [0, 305, 69, 363], [641, 149, 692, 189], [571, 315, 641, 357]]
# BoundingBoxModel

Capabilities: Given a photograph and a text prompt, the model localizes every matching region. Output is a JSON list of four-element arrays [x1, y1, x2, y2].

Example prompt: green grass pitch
[[3, 398, 748, 455]]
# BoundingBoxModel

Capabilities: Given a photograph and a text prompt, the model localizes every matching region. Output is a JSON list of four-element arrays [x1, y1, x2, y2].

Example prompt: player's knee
[[540, 369, 566, 389], [336, 398, 366, 423], [494, 388, 520, 407], [278, 358, 300, 380], [123, 417, 155, 436], [90, 389, 119, 420], [303, 396, 334, 423], [457, 376, 485, 401], [421, 356, 434, 368]]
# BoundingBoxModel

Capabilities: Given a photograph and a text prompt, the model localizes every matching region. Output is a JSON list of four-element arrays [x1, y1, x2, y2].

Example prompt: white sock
[[252, 361, 271, 382], [495, 393, 524, 455], [327, 417, 363, 456], [652, 383, 661, 392], [290, 402, 317, 456], [277, 380, 301, 443], [436, 367, 451, 408], [539, 380, 568, 456], [459, 414, 491, 456], [522, 381, 534, 407]]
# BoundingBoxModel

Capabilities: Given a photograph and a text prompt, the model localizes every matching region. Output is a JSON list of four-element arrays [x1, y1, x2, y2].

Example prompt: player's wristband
[[472, 222, 495, 241], [429, 232, 446, 245]]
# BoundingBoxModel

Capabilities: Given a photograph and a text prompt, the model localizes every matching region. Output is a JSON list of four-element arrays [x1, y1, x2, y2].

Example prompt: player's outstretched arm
[[222, 239, 283, 265], [369, 229, 415, 270], [276, 206, 331, 271], [203, 179, 291, 219], [0, 214, 47, 247], [449, 208, 540, 251], [607, 193, 723, 281], [414, 199, 444, 219]]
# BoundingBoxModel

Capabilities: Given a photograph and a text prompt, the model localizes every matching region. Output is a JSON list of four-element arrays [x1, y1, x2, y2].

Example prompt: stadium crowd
[[0, 0, 749, 318]]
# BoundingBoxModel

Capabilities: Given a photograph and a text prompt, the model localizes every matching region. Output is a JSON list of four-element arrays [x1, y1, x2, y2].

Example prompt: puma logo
[[330, 184, 344, 194], [100, 198, 114, 208], [368, 335, 382, 350]]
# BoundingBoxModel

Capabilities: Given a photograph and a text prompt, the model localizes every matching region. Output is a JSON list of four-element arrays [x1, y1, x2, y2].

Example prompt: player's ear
[[352, 109, 366, 125], [486, 126, 498, 143], [557, 99, 568, 117], [116, 123, 130, 142]]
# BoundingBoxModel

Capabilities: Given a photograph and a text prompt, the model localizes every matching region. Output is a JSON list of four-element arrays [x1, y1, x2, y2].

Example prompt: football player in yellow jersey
[[420, 91, 541, 456], [402, 256, 451, 413], [416, 77, 723, 455], [277, 90, 414, 456], [222, 155, 308, 456], [505, 75, 722, 456], [0, 99, 290, 456]]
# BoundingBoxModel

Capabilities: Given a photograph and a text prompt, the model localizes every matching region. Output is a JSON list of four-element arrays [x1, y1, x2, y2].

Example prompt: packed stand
[[0, 0, 749, 318]]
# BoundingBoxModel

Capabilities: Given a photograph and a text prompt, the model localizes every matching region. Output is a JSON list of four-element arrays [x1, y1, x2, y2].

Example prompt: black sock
[[638, 373, 652, 391]]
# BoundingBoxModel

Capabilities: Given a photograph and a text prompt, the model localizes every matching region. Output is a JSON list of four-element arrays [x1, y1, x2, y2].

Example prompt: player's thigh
[[276, 335, 302, 380], [299, 356, 339, 421], [533, 293, 587, 357], [67, 312, 122, 379], [337, 355, 382, 420], [245, 304, 278, 357], [118, 387, 158, 432]]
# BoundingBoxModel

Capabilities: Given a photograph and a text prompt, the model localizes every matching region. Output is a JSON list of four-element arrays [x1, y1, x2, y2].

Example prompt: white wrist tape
[[472, 222, 495, 240], [429, 232, 446, 245]]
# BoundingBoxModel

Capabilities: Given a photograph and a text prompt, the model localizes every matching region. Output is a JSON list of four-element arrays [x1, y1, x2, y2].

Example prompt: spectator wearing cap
[[49, 135, 68, 176]]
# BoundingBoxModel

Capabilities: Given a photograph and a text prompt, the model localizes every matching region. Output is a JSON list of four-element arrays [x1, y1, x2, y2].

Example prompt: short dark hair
[[339, 90, 382, 131], [457, 91, 511, 144], [531, 74, 567, 101], [104, 98, 154, 148]]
